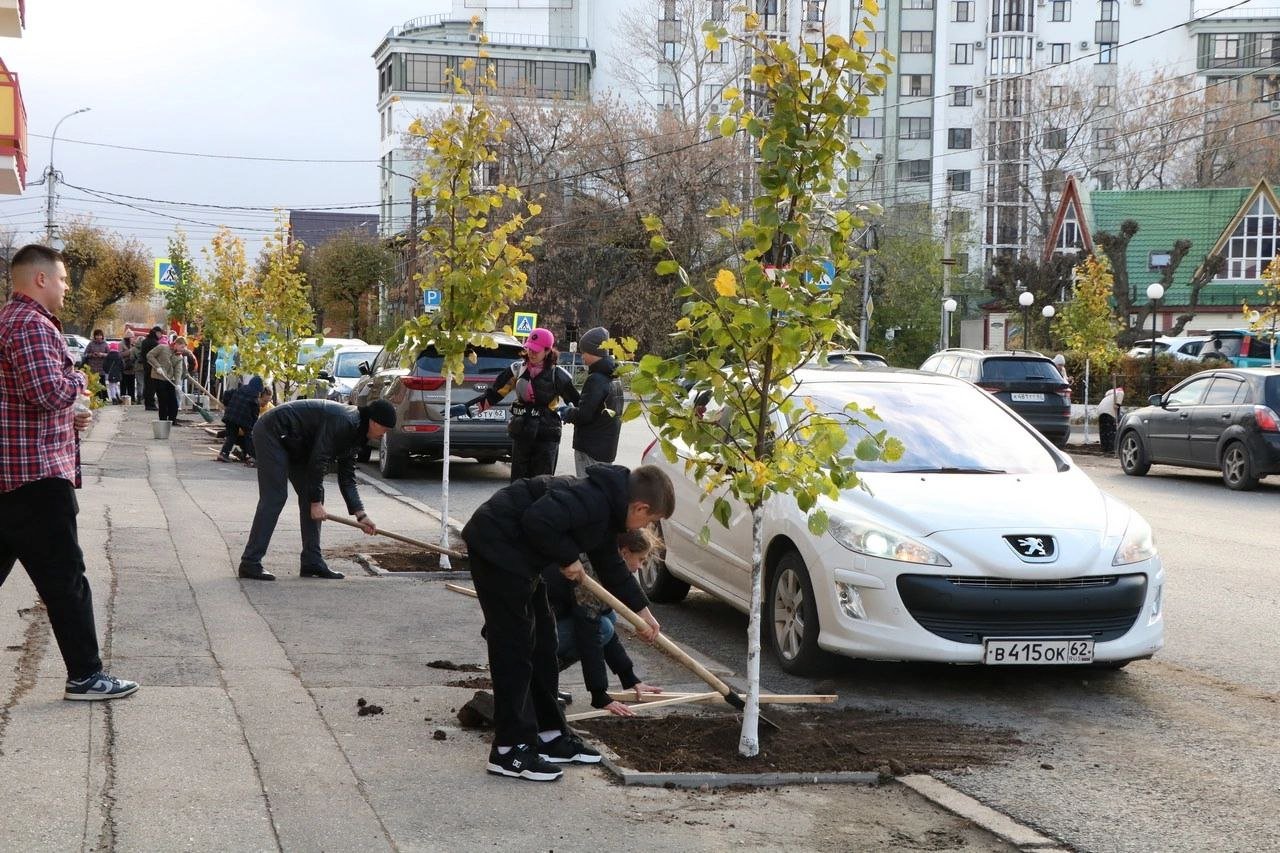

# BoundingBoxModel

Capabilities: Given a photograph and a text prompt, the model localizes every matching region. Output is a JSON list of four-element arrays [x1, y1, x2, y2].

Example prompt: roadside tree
[[60, 221, 152, 334], [164, 229, 202, 330], [311, 231, 396, 339], [239, 218, 320, 400], [1054, 254, 1121, 439], [628, 9, 899, 757]]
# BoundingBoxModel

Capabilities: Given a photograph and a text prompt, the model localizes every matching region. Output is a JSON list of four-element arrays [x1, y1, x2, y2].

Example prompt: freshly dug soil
[[577, 707, 1023, 776], [363, 549, 470, 573], [457, 691, 495, 728], [446, 675, 493, 690], [427, 659, 486, 672]]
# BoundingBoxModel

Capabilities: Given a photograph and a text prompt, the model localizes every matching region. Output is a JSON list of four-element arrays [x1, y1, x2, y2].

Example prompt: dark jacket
[[222, 376, 263, 430], [471, 358, 579, 443], [544, 561, 641, 708], [461, 464, 648, 613], [102, 350, 124, 383], [137, 332, 161, 379], [258, 399, 365, 513], [561, 355, 622, 462]]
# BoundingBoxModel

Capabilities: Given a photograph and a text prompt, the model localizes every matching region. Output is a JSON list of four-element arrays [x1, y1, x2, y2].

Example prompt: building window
[[757, 0, 782, 31], [1056, 205, 1083, 254], [900, 117, 932, 139], [953, 1, 974, 22], [1094, 126, 1116, 150], [661, 0, 678, 20], [1097, 43, 1117, 64], [947, 170, 971, 192], [898, 160, 931, 182], [659, 84, 677, 109], [708, 41, 727, 63], [1095, 20, 1119, 43], [1097, 85, 1114, 106], [710, 0, 728, 21], [1050, 43, 1070, 64], [900, 74, 934, 96], [901, 31, 934, 53], [950, 209, 971, 233], [1096, 171, 1114, 190], [1221, 195, 1279, 279], [1048, 85, 1068, 106], [948, 127, 972, 149], [663, 40, 681, 61], [1099, 0, 1118, 21], [953, 42, 974, 64], [992, 2, 1028, 33], [803, 0, 824, 22], [951, 85, 974, 106], [1043, 128, 1067, 149], [904, 0, 934, 8], [1051, 1, 1070, 22], [1212, 33, 1241, 62], [850, 117, 883, 138]]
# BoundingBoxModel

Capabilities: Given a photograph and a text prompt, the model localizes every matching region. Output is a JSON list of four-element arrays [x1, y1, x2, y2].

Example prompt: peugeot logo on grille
[[1003, 534, 1057, 562]]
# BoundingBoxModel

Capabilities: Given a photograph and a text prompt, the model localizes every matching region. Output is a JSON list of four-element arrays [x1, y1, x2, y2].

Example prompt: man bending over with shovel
[[462, 464, 674, 782], [237, 398, 395, 581]]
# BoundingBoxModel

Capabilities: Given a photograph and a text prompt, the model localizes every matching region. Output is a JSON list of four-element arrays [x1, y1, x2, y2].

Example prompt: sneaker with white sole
[[538, 731, 602, 765], [64, 672, 139, 701], [486, 744, 563, 781]]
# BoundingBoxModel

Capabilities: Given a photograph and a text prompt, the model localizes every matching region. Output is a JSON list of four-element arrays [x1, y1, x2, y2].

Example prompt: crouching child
[[461, 464, 674, 782]]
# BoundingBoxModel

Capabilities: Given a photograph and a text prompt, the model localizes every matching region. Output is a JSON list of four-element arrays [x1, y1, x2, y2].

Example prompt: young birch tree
[[396, 44, 541, 561], [627, 5, 899, 758], [1054, 254, 1120, 441], [239, 217, 320, 400]]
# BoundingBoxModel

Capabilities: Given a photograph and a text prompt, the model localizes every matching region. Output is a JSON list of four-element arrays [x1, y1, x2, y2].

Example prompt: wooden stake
[[565, 691, 720, 722], [445, 582, 478, 599], [607, 691, 836, 705]]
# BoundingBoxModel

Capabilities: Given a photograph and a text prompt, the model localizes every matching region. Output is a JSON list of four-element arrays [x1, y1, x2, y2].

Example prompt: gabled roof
[[1042, 175, 1093, 263], [1045, 178, 1265, 307]]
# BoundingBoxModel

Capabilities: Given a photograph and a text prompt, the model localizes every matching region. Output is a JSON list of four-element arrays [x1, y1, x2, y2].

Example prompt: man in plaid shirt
[[0, 244, 138, 701]]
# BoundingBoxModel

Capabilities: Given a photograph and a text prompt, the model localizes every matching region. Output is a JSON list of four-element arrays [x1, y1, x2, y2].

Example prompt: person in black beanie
[[136, 325, 164, 411], [237, 398, 395, 581], [558, 326, 624, 477]]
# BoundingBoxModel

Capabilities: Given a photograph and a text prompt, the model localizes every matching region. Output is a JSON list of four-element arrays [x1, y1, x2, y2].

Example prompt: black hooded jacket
[[257, 399, 366, 513], [561, 355, 623, 462], [461, 464, 648, 613]]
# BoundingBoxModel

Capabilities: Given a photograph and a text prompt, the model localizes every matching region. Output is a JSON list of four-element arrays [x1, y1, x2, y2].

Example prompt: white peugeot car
[[640, 367, 1164, 674]]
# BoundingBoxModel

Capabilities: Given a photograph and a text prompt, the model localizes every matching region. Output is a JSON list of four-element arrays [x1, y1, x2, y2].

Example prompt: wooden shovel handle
[[576, 573, 740, 703], [323, 514, 464, 559]]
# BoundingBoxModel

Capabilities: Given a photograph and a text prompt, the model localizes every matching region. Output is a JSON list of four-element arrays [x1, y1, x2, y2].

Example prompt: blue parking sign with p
[[423, 289, 442, 311]]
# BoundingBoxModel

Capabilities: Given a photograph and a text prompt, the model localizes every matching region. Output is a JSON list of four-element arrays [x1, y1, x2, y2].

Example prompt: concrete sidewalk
[[0, 406, 1020, 852]]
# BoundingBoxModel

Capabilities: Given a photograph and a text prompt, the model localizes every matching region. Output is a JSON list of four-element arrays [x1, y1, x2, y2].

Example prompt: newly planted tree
[[397, 49, 541, 558], [627, 7, 898, 757], [239, 217, 320, 400], [164, 229, 202, 331], [1055, 254, 1121, 439]]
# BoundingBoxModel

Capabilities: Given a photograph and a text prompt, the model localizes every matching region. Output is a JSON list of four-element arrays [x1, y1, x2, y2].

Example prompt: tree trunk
[[438, 375, 453, 568], [738, 504, 764, 758]]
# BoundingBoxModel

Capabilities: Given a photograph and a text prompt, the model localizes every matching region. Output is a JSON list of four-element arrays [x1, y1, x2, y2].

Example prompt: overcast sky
[[2, 0, 454, 258]]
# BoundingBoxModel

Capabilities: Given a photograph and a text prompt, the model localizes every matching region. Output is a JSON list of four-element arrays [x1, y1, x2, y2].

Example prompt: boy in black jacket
[[559, 326, 623, 477], [461, 463, 674, 782]]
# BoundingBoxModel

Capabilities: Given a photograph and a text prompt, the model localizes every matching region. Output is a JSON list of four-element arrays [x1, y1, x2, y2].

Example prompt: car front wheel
[[765, 551, 827, 675], [1118, 431, 1150, 476], [1220, 441, 1258, 491], [636, 524, 690, 603], [378, 433, 408, 479], [356, 444, 372, 463]]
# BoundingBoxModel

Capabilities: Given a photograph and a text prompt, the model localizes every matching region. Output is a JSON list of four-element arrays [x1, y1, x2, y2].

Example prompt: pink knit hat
[[523, 328, 555, 355]]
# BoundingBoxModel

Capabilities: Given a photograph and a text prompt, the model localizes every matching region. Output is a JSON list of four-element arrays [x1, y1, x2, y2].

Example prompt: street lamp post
[[1018, 290, 1034, 350], [941, 297, 957, 350], [1041, 304, 1056, 350], [44, 107, 92, 245], [1146, 283, 1165, 399]]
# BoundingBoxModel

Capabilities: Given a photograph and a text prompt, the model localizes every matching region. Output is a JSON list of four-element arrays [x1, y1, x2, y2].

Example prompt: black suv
[[1117, 367, 1280, 490], [920, 349, 1071, 446]]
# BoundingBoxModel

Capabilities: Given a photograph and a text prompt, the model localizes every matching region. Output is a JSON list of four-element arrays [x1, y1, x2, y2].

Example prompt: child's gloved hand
[[556, 404, 572, 421]]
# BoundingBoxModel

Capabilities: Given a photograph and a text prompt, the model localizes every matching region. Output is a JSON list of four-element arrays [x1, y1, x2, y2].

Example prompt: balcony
[[0, 0, 23, 38], [0, 56, 26, 194]]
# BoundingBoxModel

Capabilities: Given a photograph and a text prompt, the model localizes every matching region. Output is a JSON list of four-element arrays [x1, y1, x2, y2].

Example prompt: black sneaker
[[486, 744, 563, 782], [539, 731, 602, 765], [65, 671, 139, 701]]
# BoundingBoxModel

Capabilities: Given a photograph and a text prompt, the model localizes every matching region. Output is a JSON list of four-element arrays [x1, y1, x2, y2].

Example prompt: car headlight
[[828, 516, 951, 566], [1113, 513, 1157, 565]]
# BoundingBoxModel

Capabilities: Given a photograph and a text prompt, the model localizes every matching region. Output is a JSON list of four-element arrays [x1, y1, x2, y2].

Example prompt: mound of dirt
[[446, 676, 493, 690], [427, 659, 486, 672], [576, 706, 1024, 776]]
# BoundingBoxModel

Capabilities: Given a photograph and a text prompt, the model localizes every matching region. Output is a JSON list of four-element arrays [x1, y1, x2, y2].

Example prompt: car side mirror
[[1148, 393, 1163, 406], [317, 370, 332, 381], [358, 361, 371, 376]]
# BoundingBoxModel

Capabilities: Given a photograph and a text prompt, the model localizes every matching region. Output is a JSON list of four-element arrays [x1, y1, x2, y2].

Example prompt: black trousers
[[469, 554, 566, 747], [0, 478, 103, 680], [1099, 414, 1117, 452], [219, 424, 255, 459], [120, 374, 135, 401], [510, 438, 559, 481], [240, 421, 325, 572], [156, 380, 178, 422], [143, 373, 158, 410]]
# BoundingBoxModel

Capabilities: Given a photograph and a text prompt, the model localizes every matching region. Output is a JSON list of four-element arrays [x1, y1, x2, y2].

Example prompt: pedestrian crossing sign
[[154, 259, 178, 291], [512, 311, 537, 339]]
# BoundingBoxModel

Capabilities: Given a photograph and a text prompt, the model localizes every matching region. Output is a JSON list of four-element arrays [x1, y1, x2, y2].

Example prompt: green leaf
[[807, 508, 829, 536], [712, 497, 732, 528], [854, 436, 882, 461]]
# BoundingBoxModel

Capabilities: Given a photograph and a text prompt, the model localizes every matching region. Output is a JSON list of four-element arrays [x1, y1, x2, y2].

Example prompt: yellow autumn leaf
[[713, 269, 738, 297], [864, 0, 880, 14], [705, 32, 720, 52], [852, 30, 868, 48], [527, 202, 542, 216]]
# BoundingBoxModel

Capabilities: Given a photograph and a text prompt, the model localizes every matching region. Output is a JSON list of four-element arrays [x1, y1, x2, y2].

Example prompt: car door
[[1188, 375, 1249, 466], [1146, 376, 1212, 463]]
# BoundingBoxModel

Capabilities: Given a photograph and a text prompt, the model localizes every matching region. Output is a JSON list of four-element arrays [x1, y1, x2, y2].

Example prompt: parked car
[[919, 348, 1071, 446], [639, 366, 1164, 673], [64, 334, 89, 365], [1194, 330, 1276, 367], [1116, 367, 1280, 491], [813, 350, 889, 368], [1126, 336, 1211, 361], [295, 336, 369, 368], [356, 334, 526, 478], [316, 345, 383, 403]]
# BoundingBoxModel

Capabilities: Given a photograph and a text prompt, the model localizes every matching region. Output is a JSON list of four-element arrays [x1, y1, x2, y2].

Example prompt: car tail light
[[401, 376, 447, 391], [1058, 385, 1072, 403], [402, 424, 441, 433], [977, 384, 1001, 394], [1254, 405, 1280, 432]]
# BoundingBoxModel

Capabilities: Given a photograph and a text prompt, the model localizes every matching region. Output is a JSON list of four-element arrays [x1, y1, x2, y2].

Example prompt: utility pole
[[44, 108, 91, 245], [940, 188, 955, 350], [858, 224, 875, 349]]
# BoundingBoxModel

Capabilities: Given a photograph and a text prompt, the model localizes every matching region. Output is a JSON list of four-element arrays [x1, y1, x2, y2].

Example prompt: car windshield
[[333, 351, 378, 378], [803, 381, 1061, 475], [297, 345, 334, 365], [980, 358, 1063, 383], [1199, 337, 1243, 358], [415, 343, 526, 376]]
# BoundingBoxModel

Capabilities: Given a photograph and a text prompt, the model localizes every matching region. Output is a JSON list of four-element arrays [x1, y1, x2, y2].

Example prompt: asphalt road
[[360, 422, 1280, 853]]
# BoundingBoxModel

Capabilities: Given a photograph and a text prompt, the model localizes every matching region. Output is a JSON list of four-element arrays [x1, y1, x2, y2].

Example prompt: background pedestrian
[[558, 326, 624, 477], [146, 335, 189, 424], [137, 325, 163, 411]]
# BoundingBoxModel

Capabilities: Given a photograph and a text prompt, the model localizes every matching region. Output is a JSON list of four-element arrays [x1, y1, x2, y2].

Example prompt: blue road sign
[[817, 260, 836, 291], [423, 289, 442, 311], [513, 311, 537, 338]]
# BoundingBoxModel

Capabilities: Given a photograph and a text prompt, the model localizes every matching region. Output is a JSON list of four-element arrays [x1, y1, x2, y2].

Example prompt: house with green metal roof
[[1043, 175, 1279, 332]]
